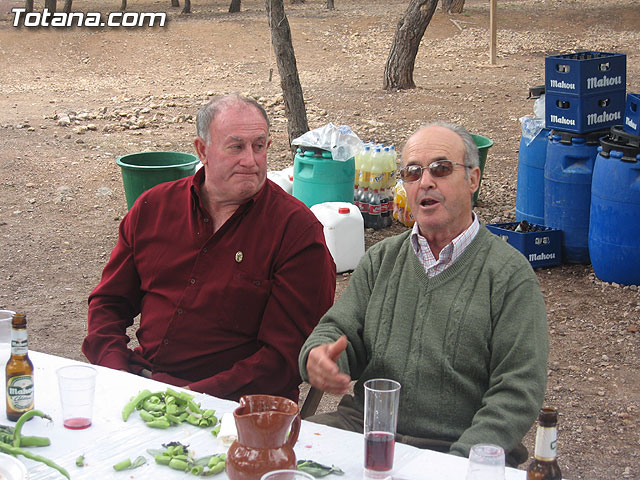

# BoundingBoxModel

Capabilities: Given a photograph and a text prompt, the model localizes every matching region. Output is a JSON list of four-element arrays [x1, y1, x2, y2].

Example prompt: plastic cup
[[56, 365, 97, 430], [465, 444, 506, 480], [260, 471, 315, 480], [0, 310, 15, 365], [363, 378, 401, 479]]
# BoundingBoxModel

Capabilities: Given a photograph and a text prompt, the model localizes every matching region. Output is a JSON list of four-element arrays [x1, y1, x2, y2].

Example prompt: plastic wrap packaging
[[291, 123, 363, 161], [520, 94, 546, 147]]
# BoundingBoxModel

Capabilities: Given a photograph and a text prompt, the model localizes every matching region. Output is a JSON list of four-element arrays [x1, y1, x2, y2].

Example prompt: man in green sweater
[[298, 122, 548, 467]]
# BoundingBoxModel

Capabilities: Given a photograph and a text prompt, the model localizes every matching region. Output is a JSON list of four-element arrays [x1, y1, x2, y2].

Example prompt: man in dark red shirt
[[82, 94, 336, 401]]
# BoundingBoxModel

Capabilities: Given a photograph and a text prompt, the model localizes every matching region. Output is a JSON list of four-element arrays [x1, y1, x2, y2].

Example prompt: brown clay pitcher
[[226, 394, 302, 480]]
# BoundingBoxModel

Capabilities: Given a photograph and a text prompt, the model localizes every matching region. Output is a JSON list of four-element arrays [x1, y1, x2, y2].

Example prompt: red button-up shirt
[[83, 169, 336, 401]]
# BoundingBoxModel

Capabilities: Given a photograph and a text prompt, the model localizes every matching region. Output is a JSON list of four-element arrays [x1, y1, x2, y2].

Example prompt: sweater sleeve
[[449, 261, 549, 459], [299, 246, 378, 382]]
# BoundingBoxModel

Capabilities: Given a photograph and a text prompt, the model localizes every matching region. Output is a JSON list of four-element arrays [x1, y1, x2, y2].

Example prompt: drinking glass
[[466, 444, 506, 480], [0, 310, 15, 365], [56, 365, 97, 430], [260, 470, 315, 480], [363, 378, 401, 479]]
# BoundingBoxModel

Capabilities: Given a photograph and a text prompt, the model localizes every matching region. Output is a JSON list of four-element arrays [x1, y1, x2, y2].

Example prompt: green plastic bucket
[[471, 134, 493, 206], [292, 147, 356, 208], [116, 151, 200, 209]]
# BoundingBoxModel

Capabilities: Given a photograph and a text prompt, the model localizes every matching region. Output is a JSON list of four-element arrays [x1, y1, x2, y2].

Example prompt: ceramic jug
[[226, 394, 302, 480]]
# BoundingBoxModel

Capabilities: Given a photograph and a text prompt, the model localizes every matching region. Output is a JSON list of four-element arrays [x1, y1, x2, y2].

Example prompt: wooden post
[[489, 0, 497, 65]]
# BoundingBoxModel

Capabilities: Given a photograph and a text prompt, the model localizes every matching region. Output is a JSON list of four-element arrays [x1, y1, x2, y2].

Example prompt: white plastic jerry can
[[310, 201, 365, 273]]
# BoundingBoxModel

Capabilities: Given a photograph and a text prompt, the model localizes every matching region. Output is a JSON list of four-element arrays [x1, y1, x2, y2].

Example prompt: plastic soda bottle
[[368, 189, 383, 230], [370, 147, 384, 191], [358, 145, 372, 191]]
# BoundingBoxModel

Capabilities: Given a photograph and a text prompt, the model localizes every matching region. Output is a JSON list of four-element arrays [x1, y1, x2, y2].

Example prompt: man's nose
[[418, 167, 436, 189]]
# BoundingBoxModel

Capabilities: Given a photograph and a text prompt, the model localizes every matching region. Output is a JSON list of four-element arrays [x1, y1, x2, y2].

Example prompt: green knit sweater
[[299, 226, 548, 458]]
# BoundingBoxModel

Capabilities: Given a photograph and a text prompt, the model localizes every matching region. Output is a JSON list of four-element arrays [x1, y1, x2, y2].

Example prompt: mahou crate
[[545, 51, 626, 96], [623, 93, 640, 136], [486, 222, 562, 268], [545, 89, 626, 133]]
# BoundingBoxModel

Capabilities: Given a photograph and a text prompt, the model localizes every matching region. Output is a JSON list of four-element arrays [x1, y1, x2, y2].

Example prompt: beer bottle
[[527, 407, 562, 480], [5, 313, 34, 421]]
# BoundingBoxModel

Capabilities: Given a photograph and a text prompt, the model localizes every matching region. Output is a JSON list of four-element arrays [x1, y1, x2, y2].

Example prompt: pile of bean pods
[[122, 388, 219, 429], [147, 441, 226, 476], [0, 410, 70, 479]]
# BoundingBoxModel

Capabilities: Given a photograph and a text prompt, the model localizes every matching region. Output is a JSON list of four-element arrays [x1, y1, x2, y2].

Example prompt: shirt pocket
[[221, 271, 272, 336]]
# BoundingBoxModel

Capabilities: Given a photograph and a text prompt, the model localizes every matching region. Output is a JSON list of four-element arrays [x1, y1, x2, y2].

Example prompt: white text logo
[[12, 8, 166, 28]]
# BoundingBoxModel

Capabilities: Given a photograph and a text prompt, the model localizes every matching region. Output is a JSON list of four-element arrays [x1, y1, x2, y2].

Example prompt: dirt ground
[[0, 0, 639, 477]]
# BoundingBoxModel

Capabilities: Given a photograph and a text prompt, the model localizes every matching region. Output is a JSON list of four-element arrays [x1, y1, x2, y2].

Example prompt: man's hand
[[306, 335, 351, 394]]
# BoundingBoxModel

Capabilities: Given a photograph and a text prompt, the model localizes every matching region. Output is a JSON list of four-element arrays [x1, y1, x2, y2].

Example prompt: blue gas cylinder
[[589, 126, 640, 285], [544, 129, 607, 264]]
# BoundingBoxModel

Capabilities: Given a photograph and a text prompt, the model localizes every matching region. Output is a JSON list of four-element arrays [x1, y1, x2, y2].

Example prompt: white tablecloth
[[0, 352, 530, 479]]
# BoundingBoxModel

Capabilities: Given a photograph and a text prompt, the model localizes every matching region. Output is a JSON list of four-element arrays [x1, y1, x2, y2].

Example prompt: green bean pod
[[155, 454, 172, 465], [122, 389, 153, 421], [191, 464, 204, 475], [168, 457, 188, 471], [145, 419, 171, 429], [113, 458, 132, 471], [208, 461, 226, 475], [13, 410, 52, 448], [138, 409, 156, 422], [0, 441, 70, 479]]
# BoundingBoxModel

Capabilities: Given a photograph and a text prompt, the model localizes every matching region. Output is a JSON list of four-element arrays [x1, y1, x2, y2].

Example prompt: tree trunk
[[25, 0, 33, 13], [441, 0, 465, 14], [63, 0, 72, 13], [121, 0, 126, 10], [265, 0, 309, 146], [171, 0, 180, 6], [182, 0, 191, 13], [326, 0, 334, 10], [44, 0, 56, 12], [383, 0, 438, 90], [229, 0, 241, 13]]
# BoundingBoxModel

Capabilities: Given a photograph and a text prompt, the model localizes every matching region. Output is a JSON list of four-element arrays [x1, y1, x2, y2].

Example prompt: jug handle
[[286, 414, 302, 448]]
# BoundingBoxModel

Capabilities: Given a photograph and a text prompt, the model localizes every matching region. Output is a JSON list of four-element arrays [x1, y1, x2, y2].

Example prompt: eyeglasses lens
[[401, 161, 454, 182], [430, 161, 454, 177]]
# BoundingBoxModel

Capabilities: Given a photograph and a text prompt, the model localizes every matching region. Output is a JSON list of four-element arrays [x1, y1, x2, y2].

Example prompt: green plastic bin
[[116, 151, 200, 209], [471, 134, 493, 206]]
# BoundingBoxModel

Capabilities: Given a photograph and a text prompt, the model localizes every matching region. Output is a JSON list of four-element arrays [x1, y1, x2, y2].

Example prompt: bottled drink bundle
[[353, 142, 398, 230]]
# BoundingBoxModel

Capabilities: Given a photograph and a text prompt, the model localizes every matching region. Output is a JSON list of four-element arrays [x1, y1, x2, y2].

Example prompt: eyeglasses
[[399, 160, 471, 182]]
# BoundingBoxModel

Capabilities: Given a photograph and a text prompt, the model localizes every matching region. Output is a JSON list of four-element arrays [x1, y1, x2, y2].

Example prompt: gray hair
[[408, 121, 480, 177], [196, 94, 270, 144]]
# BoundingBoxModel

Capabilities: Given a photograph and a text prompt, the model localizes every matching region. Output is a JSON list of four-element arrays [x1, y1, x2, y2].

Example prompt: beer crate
[[545, 51, 626, 96], [545, 89, 626, 133], [486, 222, 562, 268], [623, 93, 640, 136]]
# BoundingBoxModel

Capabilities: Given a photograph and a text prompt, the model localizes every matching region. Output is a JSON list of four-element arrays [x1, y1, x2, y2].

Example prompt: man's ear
[[194, 137, 207, 164], [469, 166, 481, 194]]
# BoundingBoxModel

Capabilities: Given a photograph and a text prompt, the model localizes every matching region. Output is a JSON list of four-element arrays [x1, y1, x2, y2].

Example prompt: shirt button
[[190, 278, 196, 285], [203, 218, 209, 223], [163, 339, 169, 345], [202, 248, 208, 253], [177, 308, 183, 315]]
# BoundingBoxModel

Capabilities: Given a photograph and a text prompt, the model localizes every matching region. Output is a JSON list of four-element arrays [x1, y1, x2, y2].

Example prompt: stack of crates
[[545, 51, 626, 133], [542, 51, 627, 264]]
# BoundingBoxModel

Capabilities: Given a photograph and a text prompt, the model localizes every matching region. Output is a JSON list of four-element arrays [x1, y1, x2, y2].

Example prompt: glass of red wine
[[56, 364, 97, 430], [363, 378, 401, 479]]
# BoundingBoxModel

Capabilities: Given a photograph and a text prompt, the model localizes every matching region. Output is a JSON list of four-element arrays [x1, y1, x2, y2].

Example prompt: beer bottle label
[[534, 425, 558, 461], [10, 330, 28, 356], [6, 375, 34, 411]]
